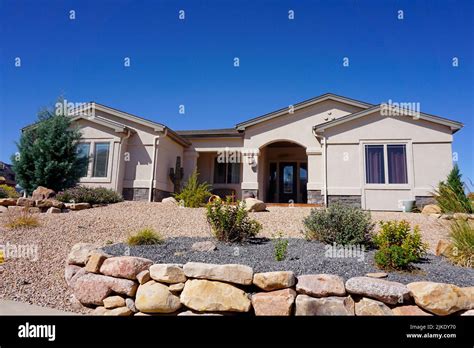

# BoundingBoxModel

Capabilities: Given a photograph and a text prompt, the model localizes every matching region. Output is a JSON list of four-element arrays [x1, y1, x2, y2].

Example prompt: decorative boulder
[[149, 264, 187, 284], [72, 273, 137, 306], [32, 186, 55, 201], [183, 262, 253, 285], [64, 264, 82, 287], [345, 277, 411, 305], [392, 305, 433, 316], [191, 241, 217, 252], [355, 298, 393, 316], [135, 281, 182, 313], [407, 282, 472, 315], [253, 271, 296, 291], [85, 251, 109, 273], [244, 198, 266, 212], [67, 243, 97, 266], [295, 295, 355, 316], [421, 204, 441, 214], [65, 203, 91, 211], [103, 296, 126, 309], [136, 270, 151, 285], [17, 197, 35, 207], [161, 197, 177, 205], [180, 279, 251, 312], [296, 274, 346, 297], [435, 239, 452, 257], [36, 199, 64, 209], [100, 256, 153, 280], [0, 198, 17, 207], [252, 288, 296, 316]]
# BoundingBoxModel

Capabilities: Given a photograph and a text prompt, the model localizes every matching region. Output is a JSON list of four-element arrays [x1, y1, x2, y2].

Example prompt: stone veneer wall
[[328, 195, 362, 208], [65, 244, 474, 317], [122, 188, 149, 201], [153, 189, 172, 202], [415, 196, 437, 210], [307, 190, 323, 204]]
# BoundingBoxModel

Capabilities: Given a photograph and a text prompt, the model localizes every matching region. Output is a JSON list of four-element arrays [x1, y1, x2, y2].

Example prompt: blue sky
[[0, 0, 473, 182]]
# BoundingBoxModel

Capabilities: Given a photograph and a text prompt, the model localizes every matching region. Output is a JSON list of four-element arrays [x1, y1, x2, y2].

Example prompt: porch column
[[241, 149, 259, 199], [306, 147, 324, 204], [183, 149, 199, 182]]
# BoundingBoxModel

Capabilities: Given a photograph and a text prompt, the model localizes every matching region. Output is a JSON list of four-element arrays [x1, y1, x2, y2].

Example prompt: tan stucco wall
[[323, 111, 454, 210]]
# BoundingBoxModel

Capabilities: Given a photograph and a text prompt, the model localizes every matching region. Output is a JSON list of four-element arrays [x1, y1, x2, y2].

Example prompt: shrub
[[273, 232, 289, 261], [448, 219, 474, 268], [433, 165, 472, 213], [0, 185, 19, 199], [206, 199, 261, 242], [303, 204, 374, 246], [373, 220, 427, 270], [5, 206, 40, 229], [127, 228, 164, 246], [174, 170, 211, 208], [56, 186, 123, 205]]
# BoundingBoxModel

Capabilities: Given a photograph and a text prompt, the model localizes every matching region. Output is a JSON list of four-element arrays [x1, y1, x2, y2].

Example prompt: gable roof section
[[235, 93, 373, 130], [72, 102, 191, 146], [313, 105, 463, 133], [71, 114, 128, 133]]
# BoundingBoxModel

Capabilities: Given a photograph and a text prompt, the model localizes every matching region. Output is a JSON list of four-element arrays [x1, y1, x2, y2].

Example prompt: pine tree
[[12, 102, 88, 194], [442, 164, 472, 213]]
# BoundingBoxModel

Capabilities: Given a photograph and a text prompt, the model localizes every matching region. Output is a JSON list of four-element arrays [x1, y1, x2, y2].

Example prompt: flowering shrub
[[56, 186, 123, 205]]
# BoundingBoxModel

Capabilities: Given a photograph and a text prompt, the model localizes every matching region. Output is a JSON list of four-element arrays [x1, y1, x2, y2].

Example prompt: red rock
[[296, 274, 346, 297], [32, 186, 55, 201], [100, 256, 153, 280]]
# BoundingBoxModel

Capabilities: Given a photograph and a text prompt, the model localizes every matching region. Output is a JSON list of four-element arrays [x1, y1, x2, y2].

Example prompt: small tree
[[12, 100, 88, 194], [434, 165, 472, 213], [173, 170, 211, 207]]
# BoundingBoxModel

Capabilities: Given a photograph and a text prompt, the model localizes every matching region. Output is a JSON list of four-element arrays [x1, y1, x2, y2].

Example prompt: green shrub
[[56, 186, 123, 205], [0, 185, 19, 199], [127, 228, 164, 246], [373, 220, 427, 270], [206, 198, 261, 242], [273, 232, 289, 261], [303, 204, 374, 246], [448, 219, 474, 268], [174, 170, 211, 208], [433, 165, 472, 213]]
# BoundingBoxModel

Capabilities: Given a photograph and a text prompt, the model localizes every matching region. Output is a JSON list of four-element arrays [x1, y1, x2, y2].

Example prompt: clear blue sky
[[1, 0, 473, 183]]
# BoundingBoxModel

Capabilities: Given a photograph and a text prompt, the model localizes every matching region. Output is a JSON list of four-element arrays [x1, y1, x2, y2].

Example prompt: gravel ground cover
[[0, 201, 460, 313], [103, 237, 474, 287]]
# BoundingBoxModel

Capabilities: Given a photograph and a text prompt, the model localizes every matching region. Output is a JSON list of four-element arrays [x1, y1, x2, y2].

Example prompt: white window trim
[[78, 139, 113, 183], [361, 140, 411, 190]]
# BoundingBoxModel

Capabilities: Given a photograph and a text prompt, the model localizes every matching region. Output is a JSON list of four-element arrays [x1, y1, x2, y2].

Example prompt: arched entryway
[[259, 141, 308, 203]]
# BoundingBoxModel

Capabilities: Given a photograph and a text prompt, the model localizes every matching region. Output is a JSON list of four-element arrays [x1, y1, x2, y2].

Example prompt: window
[[365, 144, 408, 184], [214, 158, 240, 184], [387, 145, 408, 184], [365, 145, 385, 184], [77, 143, 90, 177], [93, 143, 109, 177]]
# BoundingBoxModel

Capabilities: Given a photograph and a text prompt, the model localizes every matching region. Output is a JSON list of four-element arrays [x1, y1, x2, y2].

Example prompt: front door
[[279, 162, 297, 203]]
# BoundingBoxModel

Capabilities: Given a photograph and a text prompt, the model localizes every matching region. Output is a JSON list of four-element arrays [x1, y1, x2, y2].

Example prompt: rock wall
[[65, 244, 474, 316]]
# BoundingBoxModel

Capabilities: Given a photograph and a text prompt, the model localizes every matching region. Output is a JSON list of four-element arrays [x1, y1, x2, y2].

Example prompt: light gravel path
[[0, 202, 452, 313]]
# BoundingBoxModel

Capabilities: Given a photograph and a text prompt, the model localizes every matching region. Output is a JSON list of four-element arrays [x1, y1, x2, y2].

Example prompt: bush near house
[[0, 184, 19, 199], [433, 164, 473, 214], [56, 186, 123, 205], [373, 220, 427, 270], [448, 219, 474, 268], [206, 198, 261, 242], [12, 98, 88, 195], [174, 170, 211, 208], [303, 204, 374, 246], [127, 228, 164, 246]]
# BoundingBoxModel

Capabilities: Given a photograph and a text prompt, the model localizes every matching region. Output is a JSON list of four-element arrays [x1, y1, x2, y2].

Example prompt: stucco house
[[64, 93, 463, 211]]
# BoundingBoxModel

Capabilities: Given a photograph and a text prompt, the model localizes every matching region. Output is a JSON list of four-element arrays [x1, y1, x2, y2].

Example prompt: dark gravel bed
[[102, 237, 474, 287]]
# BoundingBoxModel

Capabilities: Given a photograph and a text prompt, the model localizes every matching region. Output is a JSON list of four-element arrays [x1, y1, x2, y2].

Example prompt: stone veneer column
[[306, 147, 324, 204], [241, 149, 259, 199]]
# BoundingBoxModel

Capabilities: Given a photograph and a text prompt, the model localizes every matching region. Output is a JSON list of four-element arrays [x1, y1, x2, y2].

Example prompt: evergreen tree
[[440, 164, 472, 213], [12, 101, 88, 194]]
